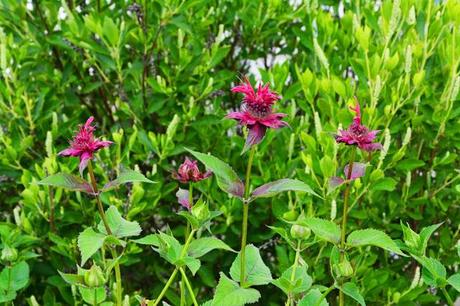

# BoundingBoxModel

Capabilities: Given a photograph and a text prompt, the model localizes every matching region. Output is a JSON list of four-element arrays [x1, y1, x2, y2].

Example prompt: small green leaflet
[[188, 237, 234, 258], [97, 206, 142, 238], [250, 178, 319, 200], [37, 173, 93, 193], [346, 228, 405, 256], [301, 218, 341, 244], [211, 273, 261, 306], [229, 244, 272, 286], [338, 282, 366, 306], [102, 167, 154, 192]]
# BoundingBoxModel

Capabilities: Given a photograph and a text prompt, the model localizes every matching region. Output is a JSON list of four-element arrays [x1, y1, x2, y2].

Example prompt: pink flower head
[[335, 102, 382, 152], [173, 157, 212, 184], [58, 117, 113, 175], [227, 77, 288, 152]]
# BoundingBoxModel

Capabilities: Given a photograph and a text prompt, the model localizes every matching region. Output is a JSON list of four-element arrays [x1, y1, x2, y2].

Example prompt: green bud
[[335, 259, 353, 277], [392, 291, 401, 303], [191, 200, 210, 221], [290, 224, 311, 240], [84, 264, 106, 288], [283, 210, 299, 221], [1, 245, 18, 262]]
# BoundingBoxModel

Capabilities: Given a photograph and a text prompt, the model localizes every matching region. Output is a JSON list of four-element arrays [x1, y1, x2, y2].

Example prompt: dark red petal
[[79, 151, 93, 176], [58, 147, 82, 157], [344, 162, 367, 180]]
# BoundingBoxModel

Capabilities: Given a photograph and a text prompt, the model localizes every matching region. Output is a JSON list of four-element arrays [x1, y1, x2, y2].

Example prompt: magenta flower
[[58, 117, 113, 175], [335, 103, 382, 151], [173, 157, 212, 184], [227, 77, 288, 152]]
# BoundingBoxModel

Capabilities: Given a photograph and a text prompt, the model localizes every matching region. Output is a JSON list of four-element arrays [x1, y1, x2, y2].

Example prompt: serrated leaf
[[347, 229, 405, 256], [58, 271, 85, 287], [38, 173, 93, 193], [447, 273, 460, 292], [419, 223, 443, 254], [102, 168, 154, 192], [298, 288, 329, 306], [0, 262, 29, 291], [300, 218, 341, 244], [339, 282, 366, 306], [78, 228, 107, 265], [79, 286, 106, 305], [413, 256, 446, 286], [211, 273, 261, 306], [188, 237, 234, 258], [97, 206, 142, 238], [131, 234, 160, 246], [250, 179, 318, 200], [186, 149, 244, 198], [179, 256, 201, 275], [230, 244, 272, 286], [272, 264, 312, 295]]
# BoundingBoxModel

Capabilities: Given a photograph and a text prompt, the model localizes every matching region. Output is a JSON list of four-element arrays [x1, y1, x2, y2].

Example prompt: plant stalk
[[180, 267, 199, 306], [339, 148, 356, 306], [240, 146, 256, 286], [154, 229, 197, 306], [49, 185, 56, 232], [286, 240, 302, 306], [87, 161, 122, 306], [441, 287, 453, 306]]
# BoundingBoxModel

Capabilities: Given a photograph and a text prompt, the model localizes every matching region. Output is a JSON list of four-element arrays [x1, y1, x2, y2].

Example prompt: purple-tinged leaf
[[186, 148, 244, 198], [38, 173, 93, 194], [329, 177, 345, 190], [344, 162, 367, 180], [251, 179, 318, 200], [176, 188, 191, 210]]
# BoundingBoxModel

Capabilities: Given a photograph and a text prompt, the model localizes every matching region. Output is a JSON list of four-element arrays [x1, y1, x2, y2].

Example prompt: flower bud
[[1, 245, 18, 262], [283, 210, 298, 221], [84, 264, 106, 288], [392, 291, 401, 303], [191, 201, 209, 221], [290, 224, 311, 240], [335, 259, 353, 277]]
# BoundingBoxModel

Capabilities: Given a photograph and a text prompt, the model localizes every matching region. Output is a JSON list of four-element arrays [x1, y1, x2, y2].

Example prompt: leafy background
[[0, 0, 459, 305]]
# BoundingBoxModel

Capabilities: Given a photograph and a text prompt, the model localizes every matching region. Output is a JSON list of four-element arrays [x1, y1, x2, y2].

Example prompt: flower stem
[[155, 229, 196, 306], [181, 183, 193, 305], [240, 146, 256, 287], [339, 148, 356, 306], [286, 240, 301, 306], [153, 268, 179, 306], [441, 287, 454, 306], [49, 185, 56, 232], [180, 267, 199, 306], [87, 161, 122, 306]]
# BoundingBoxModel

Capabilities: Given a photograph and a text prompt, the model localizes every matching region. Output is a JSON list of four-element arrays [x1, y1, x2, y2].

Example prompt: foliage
[[0, 0, 459, 305]]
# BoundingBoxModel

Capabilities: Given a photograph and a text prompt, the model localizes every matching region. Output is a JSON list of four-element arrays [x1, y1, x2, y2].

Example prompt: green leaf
[[272, 264, 312, 295], [79, 286, 106, 305], [372, 177, 397, 191], [102, 168, 154, 191], [58, 271, 85, 287], [0, 262, 29, 291], [347, 229, 405, 256], [419, 223, 443, 254], [211, 273, 261, 306], [300, 218, 341, 244], [0, 290, 16, 303], [188, 237, 234, 258], [37, 173, 92, 193], [339, 282, 366, 306], [447, 273, 460, 292], [298, 288, 329, 306], [210, 45, 231, 67], [154, 232, 183, 265], [78, 228, 107, 266], [97, 206, 142, 238], [414, 256, 446, 286], [250, 179, 318, 200], [131, 234, 160, 246], [102, 17, 119, 47], [179, 256, 201, 275], [186, 149, 244, 198], [229, 244, 272, 286]]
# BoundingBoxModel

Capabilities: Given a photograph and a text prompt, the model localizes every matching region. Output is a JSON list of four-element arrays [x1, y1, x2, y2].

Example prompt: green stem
[[49, 185, 56, 232], [240, 146, 256, 287], [94, 288, 97, 306], [441, 287, 454, 306], [180, 267, 199, 306], [87, 161, 122, 306], [339, 148, 356, 306], [181, 184, 193, 306], [155, 229, 197, 306], [286, 240, 301, 306], [153, 268, 179, 306]]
